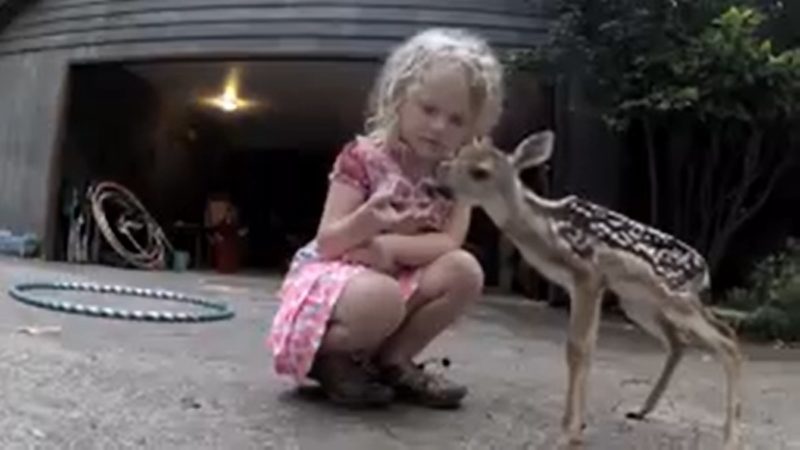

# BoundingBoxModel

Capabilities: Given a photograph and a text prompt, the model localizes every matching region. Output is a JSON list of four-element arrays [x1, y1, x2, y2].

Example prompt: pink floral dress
[[266, 136, 456, 382]]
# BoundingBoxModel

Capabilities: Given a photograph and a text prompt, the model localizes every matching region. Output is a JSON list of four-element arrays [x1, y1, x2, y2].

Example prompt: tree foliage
[[613, 6, 800, 126], [512, 0, 800, 285]]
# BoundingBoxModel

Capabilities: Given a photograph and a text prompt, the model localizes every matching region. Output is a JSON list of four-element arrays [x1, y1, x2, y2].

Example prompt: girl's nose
[[430, 115, 447, 131]]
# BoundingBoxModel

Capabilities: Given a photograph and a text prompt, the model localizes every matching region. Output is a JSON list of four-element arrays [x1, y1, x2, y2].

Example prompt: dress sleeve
[[329, 140, 371, 194]]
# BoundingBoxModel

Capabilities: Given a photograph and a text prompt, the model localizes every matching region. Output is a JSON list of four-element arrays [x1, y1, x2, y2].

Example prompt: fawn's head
[[434, 130, 555, 206]]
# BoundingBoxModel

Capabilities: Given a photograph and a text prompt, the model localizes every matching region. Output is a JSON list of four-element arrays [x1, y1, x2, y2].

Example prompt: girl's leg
[[320, 270, 406, 354], [311, 270, 406, 407], [376, 249, 484, 408]]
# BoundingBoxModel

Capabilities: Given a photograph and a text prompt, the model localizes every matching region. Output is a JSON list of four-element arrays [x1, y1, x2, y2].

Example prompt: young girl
[[267, 27, 505, 409]]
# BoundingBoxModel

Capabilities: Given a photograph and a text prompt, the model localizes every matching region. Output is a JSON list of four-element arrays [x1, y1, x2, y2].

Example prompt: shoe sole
[[394, 391, 466, 410], [326, 391, 395, 409]]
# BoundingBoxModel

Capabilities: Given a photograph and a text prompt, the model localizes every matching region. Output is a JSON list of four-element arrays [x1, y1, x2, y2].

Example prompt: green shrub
[[725, 238, 800, 341]]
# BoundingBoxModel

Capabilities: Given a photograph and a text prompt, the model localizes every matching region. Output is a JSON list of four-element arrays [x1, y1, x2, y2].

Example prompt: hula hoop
[[9, 281, 235, 323]]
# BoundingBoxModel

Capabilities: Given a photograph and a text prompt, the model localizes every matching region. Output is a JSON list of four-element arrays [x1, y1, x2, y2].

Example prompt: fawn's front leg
[[562, 281, 604, 445]]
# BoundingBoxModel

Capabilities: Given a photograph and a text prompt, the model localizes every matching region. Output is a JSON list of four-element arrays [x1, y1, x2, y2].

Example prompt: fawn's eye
[[468, 166, 491, 181]]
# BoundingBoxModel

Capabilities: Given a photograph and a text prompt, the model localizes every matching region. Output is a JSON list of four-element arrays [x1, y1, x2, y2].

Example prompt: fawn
[[434, 131, 743, 449]]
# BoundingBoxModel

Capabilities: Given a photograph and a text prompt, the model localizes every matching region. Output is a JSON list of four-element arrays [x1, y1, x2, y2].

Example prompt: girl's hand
[[391, 205, 433, 235], [392, 205, 433, 235], [358, 190, 414, 233], [342, 237, 396, 273]]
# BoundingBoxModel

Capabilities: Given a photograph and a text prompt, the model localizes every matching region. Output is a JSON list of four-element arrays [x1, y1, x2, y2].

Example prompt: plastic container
[[171, 250, 191, 272], [211, 222, 241, 274], [0, 230, 40, 258]]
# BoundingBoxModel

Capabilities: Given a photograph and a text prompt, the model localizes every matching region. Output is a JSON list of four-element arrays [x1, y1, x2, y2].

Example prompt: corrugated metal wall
[[0, 0, 551, 254], [0, 0, 548, 57], [0, 52, 67, 246]]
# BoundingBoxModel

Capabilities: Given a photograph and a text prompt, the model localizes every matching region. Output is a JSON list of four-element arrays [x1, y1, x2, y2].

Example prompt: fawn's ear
[[478, 135, 494, 147], [469, 135, 494, 152], [509, 130, 555, 172]]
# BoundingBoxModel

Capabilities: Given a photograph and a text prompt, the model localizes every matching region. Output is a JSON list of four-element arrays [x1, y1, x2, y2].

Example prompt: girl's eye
[[449, 114, 465, 127], [421, 103, 436, 115]]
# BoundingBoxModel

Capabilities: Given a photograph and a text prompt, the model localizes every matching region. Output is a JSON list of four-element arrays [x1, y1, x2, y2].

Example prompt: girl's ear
[[509, 130, 555, 172]]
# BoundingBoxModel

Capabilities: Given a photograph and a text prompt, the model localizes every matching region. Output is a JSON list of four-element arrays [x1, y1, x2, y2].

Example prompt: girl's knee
[[323, 272, 407, 353], [365, 273, 407, 321], [338, 271, 406, 327], [355, 271, 405, 303], [439, 249, 485, 295]]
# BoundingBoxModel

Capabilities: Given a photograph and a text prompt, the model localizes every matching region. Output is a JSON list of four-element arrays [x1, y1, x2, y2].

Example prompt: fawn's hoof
[[557, 433, 585, 449], [558, 422, 587, 449], [626, 411, 646, 421], [722, 433, 743, 450]]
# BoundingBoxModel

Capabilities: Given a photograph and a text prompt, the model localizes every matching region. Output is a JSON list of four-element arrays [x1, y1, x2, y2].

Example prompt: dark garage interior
[[52, 59, 553, 285], [55, 60, 379, 273]]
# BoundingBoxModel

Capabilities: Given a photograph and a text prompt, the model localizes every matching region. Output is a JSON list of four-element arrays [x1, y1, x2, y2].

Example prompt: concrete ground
[[0, 256, 798, 450]]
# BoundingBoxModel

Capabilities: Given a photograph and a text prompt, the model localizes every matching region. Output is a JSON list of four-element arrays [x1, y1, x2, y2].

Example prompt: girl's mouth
[[421, 136, 440, 149]]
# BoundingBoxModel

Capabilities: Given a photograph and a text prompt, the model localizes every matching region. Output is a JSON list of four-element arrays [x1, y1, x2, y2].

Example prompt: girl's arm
[[315, 181, 409, 260], [314, 181, 379, 259], [376, 201, 472, 267]]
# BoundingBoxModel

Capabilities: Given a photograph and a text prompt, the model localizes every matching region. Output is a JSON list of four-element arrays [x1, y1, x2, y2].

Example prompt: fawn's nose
[[431, 184, 454, 200], [435, 161, 451, 180], [427, 164, 454, 200]]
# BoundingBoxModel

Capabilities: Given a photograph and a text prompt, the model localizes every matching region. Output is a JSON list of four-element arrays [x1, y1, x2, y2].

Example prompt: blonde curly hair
[[364, 27, 505, 144]]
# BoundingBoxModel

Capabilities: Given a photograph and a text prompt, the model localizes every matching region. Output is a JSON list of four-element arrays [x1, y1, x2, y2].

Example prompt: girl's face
[[397, 62, 476, 163]]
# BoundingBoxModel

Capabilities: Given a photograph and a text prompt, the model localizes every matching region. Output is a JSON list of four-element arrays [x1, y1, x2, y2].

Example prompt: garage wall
[[0, 51, 68, 244]]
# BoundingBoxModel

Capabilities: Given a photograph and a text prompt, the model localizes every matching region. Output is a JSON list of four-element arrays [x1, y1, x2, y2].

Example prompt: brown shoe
[[308, 352, 394, 408], [379, 358, 467, 409]]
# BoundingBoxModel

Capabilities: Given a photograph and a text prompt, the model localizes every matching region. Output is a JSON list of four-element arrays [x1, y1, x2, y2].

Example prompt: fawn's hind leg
[[680, 307, 743, 450], [626, 316, 685, 420]]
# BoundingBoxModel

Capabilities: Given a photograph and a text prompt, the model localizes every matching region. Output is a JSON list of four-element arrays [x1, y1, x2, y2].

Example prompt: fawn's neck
[[484, 177, 580, 289], [483, 178, 551, 234]]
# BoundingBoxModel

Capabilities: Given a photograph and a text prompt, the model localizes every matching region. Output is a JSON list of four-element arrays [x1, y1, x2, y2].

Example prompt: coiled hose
[[88, 181, 175, 270]]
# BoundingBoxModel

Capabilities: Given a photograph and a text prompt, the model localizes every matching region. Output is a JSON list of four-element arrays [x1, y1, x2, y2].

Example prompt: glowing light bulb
[[200, 67, 258, 113], [219, 86, 239, 112]]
